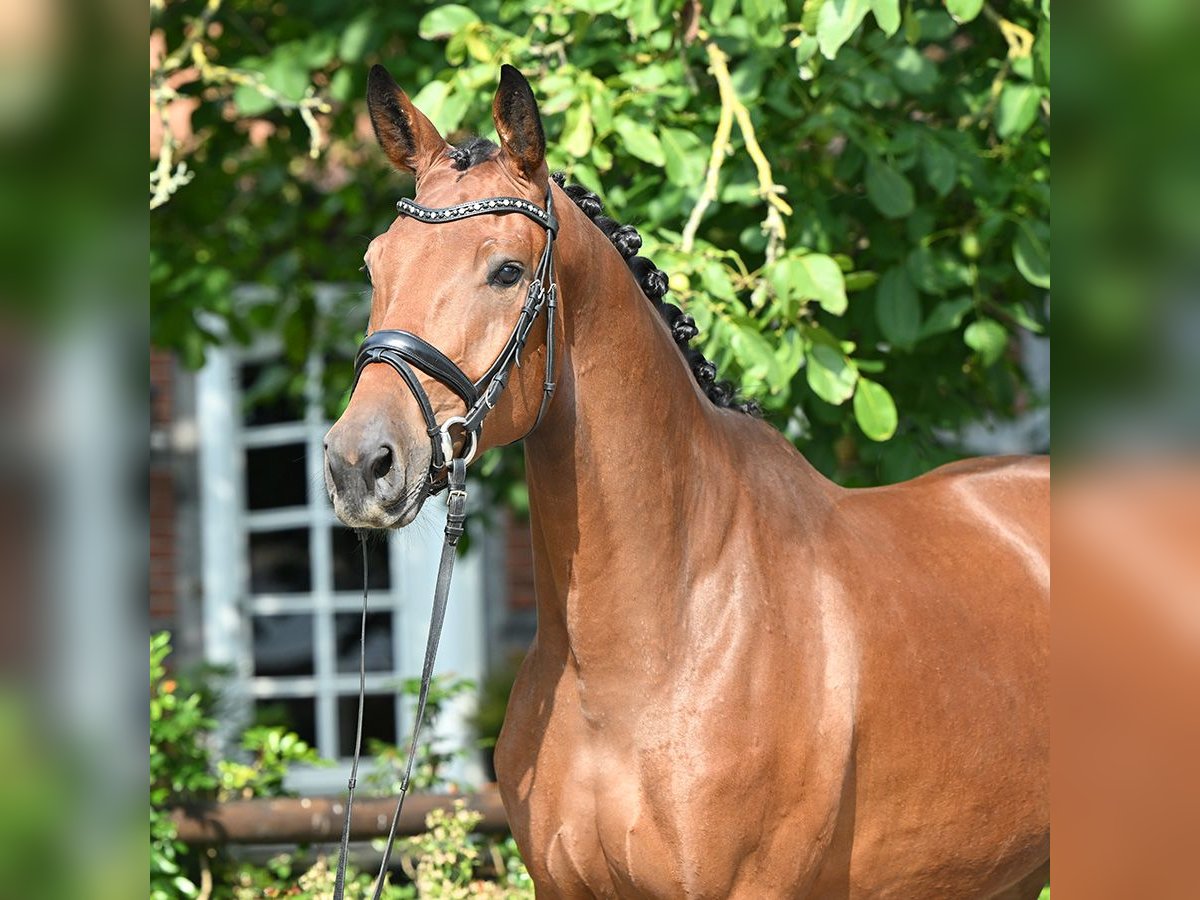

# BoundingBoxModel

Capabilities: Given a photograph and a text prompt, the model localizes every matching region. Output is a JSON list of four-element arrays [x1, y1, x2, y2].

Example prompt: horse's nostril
[[371, 445, 394, 481]]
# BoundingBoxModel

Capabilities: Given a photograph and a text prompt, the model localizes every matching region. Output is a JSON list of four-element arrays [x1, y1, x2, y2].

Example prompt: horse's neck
[[522, 198, 737, 676]]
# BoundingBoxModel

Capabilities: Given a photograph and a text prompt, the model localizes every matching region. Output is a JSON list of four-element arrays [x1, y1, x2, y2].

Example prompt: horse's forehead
[[369, 165, 543, 264]]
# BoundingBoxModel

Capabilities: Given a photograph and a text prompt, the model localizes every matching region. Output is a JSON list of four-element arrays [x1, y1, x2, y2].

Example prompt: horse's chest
[[500, 686, 784, 898]]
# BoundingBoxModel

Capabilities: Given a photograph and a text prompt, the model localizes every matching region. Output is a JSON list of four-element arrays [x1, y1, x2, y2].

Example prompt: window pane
[[245, 443, 308, 510], [338, 694, 397, 757], [248, 528, 311, 593], [332, 529, 390, 591], [255, 696, 317, 748], [335, 611, 393, 674], [252, 614, 314, 676], [240, 362, 306, 427]]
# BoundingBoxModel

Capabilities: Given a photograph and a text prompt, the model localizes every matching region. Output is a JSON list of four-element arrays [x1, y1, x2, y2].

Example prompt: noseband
[[350, 187, 559, 494]]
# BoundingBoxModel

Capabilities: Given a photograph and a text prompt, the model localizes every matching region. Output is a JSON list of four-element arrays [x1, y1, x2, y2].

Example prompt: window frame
[[196, 301, 488, 792]]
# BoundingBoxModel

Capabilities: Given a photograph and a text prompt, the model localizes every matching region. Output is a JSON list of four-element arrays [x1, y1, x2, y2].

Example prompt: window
[[197, 328, 488, 792]]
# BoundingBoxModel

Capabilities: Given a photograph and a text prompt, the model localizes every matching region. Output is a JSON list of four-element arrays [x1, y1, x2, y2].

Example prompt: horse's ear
[[366, 64, 448, 176], [492, 65, 547, 182]]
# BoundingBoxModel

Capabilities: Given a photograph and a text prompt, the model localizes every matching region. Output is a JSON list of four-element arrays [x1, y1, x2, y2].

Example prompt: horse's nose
[[324, 422, 405, 508]]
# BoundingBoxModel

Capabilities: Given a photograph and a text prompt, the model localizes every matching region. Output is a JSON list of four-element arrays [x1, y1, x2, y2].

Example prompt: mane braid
[[552, 171, 761, 416]]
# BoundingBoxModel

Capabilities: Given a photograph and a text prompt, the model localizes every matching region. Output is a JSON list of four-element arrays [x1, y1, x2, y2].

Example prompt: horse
[[323, 64, 1050, 900]]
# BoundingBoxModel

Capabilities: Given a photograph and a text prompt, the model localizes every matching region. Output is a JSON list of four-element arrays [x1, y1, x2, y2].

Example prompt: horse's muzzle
[[324, 417, 426, 529]]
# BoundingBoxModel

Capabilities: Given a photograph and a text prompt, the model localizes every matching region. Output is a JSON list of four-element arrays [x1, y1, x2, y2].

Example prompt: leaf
[[890, 46, 937, 94], [875, 267, 921, 348], [660, 127, 705, 186], [629, 0, 660, 37], [920, 296, 973, 338], [806, 342, 859, 405], [997, 83, 1042, 138], [921, 137, 957, 196], [233, 84, 274, 117], [710, 0, 737, 25], [562, 101, 594, 157], [865, 160, 915, 219], [418, 4, 480, 40], [1013, 220, 1051, 288], [964, 318, 1009, 366], [1006, 302, 1045, 334], [870, 0, 902, 35], [614, 116, 665, 166], [731, 325, 778, 383], [817, 0, 872, 60], [338, 13, 374, 62], [796, 253, 849, 315], [854, 378, 898, 441], [410, 80, 468, 134], [945, 0, 984, 23]]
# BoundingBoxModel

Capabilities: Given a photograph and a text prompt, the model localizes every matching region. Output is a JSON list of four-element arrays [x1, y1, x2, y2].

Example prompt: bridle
[[350, 186, 559, 494], [333, 185, 560, 900]]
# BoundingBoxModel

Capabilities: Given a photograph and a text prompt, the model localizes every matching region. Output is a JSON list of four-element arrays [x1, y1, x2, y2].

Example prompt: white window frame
[[196, 290, 487, 792]]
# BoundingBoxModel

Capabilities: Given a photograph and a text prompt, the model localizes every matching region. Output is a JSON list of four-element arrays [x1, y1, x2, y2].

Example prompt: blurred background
[[0, 0, 1193, 895]]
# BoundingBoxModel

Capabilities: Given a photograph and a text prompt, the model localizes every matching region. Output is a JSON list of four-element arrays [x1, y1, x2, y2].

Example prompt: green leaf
[[946, 0, 984, 23], [409, 79, 468, 134], [997, 83, 1042, 138], [964, 318, 1009, 365], [338, 13, 374, 62], [1013, 220, 1051, 288], [731, 325, 778, 383], [796, 253, 849, 315], [1006, 302, 1045, 334], [233, 84, 274, 117], [865, 160, 915, 219], [853, 378, 898, 440], [921, 137, 956, 196], [844, 271, 879, 291], [870, 0, 902, 35], [614, 116, 665, 166], [806, 342, 859, 405], [562, 101, 594, 157], [875, 267, 921, 348], [660, 127, 705, 186], [418, 4, 480, 40], [920, 296, 973, 338], [710, 0, 737, 25], [628, 0, 660, 37], [817, 0, 872, 60], [890, 45, 937, 94]]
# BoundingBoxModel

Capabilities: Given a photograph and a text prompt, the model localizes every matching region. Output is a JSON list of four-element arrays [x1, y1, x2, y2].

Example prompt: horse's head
[[325, 65, 556, 529]]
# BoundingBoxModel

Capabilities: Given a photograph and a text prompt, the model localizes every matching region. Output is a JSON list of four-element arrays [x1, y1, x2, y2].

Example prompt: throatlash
[[448, 137, 761, 417]]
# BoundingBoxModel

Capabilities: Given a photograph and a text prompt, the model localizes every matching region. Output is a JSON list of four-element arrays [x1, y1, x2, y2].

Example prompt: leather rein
[[332, 186, 559, 900]]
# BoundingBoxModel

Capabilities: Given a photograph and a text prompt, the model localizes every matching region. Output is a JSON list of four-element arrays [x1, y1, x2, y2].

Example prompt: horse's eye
[[492, 262, 523, 287]]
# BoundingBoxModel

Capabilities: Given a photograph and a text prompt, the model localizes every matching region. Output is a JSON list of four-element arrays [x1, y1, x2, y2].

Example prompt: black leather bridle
[[333, 186, 560, 900], [350, 187, 559, 493]]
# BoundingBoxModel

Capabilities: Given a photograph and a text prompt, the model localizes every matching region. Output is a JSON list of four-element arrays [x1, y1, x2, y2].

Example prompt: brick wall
[[504, 511, 536, 612], [150, 349, 176, 624]]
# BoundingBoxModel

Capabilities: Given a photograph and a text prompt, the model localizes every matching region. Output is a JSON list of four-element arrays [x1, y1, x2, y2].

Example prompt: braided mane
[[448, 138, 761, 416]]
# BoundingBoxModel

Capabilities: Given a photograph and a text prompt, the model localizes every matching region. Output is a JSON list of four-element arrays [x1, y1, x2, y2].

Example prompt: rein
[[332, 186, 559, 900]]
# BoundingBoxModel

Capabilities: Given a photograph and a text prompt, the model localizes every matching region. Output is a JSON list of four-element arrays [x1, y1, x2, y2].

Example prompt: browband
[[395, 195, 558, 235]]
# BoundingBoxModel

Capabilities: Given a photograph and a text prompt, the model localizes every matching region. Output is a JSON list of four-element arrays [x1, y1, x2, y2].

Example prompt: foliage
[[399, 801, 533, 899], [218, 725, 328, 799], [151, 631, 219, 900], [150, 0, 1049, 491], [367, 674, 478, 794], [151, 634, 529, 896]]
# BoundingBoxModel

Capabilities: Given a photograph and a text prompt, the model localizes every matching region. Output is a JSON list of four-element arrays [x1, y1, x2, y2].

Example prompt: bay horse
[[324, 64, 1050, 899]]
